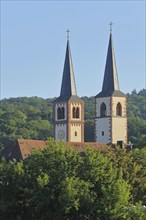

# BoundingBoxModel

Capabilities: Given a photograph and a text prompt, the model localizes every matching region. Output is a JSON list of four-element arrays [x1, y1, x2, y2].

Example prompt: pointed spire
[[102, 30, 120, 93], [60, 37, 77, 99]]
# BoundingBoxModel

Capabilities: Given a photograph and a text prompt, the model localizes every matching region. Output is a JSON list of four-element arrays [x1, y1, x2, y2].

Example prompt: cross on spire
[[66, 29, 70, 40], [109, 22, 113, 33]]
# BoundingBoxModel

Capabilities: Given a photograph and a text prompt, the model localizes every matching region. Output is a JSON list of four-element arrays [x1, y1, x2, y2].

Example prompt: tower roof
[[102, 32, 120, 92], [57, 39, 77, 101], [95, 31, 126, 98]]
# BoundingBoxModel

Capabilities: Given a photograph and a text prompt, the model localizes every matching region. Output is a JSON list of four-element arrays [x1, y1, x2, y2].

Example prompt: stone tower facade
[[95, 31, 127, 145], [53, 39, 84, 142]]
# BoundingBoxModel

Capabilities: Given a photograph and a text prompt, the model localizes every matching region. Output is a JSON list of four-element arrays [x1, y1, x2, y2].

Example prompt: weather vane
[[109, 22, 113, 32], [66, 29, 70, 40]]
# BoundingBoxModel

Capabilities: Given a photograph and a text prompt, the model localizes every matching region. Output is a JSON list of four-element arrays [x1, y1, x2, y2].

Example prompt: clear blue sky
[[1, 0, 145, 99]]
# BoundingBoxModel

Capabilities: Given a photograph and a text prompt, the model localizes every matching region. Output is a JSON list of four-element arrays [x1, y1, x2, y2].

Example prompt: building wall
[[68, 101, 84, 142], [111, 97, 127, 117], [70, 103, 82, 120], [95, 96, 127, 144], [95, 97, 111, 143], [54, 100, 84, 143], [69, 123, 82, 142], [112, 117, 127, 144], [95, 118, 111, 143], [55, 124, 67, 141], [95, 97, 111, 117], [111, 96, 127, 144], [55, 102, 67, 121]]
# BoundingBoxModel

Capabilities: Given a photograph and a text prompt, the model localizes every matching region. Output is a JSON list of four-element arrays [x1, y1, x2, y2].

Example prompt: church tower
[[95, 27, 127, 145], [53, 34, 84, 142]]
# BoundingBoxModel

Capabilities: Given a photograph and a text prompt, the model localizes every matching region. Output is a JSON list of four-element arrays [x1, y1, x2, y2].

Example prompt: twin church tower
[[53, 29, 127, 145]]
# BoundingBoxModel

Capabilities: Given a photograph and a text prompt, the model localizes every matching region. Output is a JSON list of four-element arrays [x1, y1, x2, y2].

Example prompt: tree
[[0, 89, 146, 148], [131, 148, 146, 204], [84, 120, 94, 142], [0, 159, 26, 219], [78, 147, 130, 219], [0, 141, 133, 220]]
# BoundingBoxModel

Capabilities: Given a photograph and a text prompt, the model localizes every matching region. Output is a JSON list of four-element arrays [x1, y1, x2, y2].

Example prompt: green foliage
[[82, 89, 146, 147], [81, 96, 95, 121], [131, 148, 146, 204], [78, 147, 130, 219], [84, 120, 94, 142], [126, 202, 146, 220], [82, 90, 146, 147], [0, 89, 146, 149], [0, 97, 54, 149], [0, 159, 25, 219], [127, 89, 146, 147], [1, 141, 146, 219]]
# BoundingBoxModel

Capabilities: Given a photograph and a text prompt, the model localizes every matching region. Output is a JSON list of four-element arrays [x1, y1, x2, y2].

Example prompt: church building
[[54, 27, 127, 145], [53, 34, 84, 142], [94, 28, 127, 145], [0, 27, 128, 162]]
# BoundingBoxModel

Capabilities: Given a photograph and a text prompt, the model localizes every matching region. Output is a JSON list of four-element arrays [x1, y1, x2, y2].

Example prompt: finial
[[66, 29, 70, 40], [109, 22, 113, 33]]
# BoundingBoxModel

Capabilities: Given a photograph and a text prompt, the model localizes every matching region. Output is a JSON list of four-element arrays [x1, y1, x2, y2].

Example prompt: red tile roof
[[0, 139, 108, 161], [17, 139, 48, 160]]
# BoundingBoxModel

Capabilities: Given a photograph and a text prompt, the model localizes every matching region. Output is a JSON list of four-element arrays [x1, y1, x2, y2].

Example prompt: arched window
[[116, 102, 122, 116], [76, 107, 80, 118], [57, 107, 65, 119], [100, 103, 107, 117], [75, 131, 77, 136], [57, 107, 61, 119], [72, 107, 80, 119], [62, 107, 65, 119], [73, 107, 76, 118]]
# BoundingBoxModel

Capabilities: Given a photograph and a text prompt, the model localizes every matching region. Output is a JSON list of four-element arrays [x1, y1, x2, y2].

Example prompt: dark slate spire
[[95, 30, 126, 98], [102, 32, 120, 93], [60, 39, 77, 99]]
